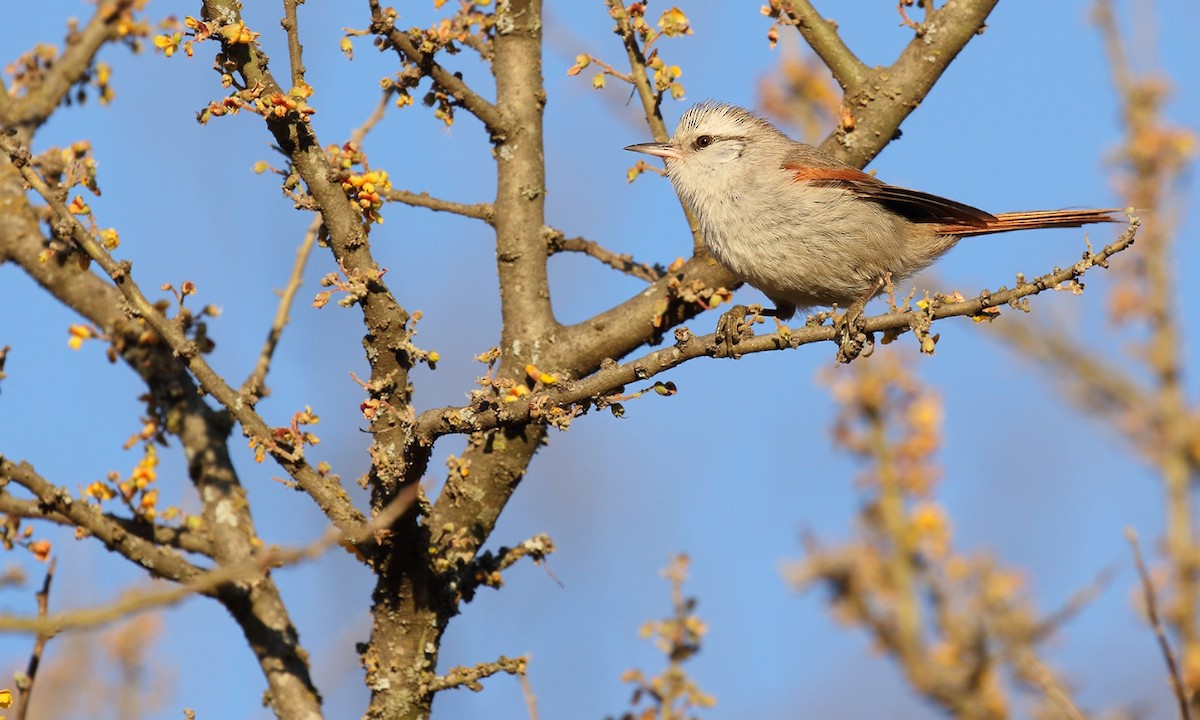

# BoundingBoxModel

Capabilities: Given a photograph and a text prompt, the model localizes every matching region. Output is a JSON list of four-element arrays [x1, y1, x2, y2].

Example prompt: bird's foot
[[834, 297, 874, 364], [715, 303, 764, 358]]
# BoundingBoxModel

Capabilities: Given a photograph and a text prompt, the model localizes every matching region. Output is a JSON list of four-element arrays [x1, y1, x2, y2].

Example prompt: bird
[[625, 101, 1121, 322]]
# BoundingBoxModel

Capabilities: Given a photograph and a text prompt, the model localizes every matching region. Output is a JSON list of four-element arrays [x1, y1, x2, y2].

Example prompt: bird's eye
[[694, 135, 714, 149]]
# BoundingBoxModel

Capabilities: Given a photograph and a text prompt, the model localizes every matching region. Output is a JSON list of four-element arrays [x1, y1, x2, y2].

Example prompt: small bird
[[626, 101, 1120, 320]]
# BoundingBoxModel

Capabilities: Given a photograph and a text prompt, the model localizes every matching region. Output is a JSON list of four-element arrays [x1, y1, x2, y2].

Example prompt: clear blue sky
[[2, 2, 1198, 718]]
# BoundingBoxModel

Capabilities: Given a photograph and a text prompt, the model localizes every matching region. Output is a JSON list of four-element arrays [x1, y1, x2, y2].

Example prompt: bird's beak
[[624, 142, 681, 160]]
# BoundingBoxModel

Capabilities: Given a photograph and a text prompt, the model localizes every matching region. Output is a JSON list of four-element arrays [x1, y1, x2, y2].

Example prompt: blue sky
[[2, 2, 1199, 718]]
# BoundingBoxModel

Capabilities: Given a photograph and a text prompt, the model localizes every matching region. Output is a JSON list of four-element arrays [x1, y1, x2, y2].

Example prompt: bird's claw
[[834, 299, 873, 364], [716, 303, 763, 358]]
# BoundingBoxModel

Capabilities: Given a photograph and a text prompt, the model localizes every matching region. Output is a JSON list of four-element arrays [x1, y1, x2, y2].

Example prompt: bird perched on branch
[[626, 102, 1120, 329]]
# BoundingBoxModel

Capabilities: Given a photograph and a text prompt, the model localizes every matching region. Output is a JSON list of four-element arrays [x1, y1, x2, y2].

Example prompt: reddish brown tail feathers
[[939, 209, 1123, 237]]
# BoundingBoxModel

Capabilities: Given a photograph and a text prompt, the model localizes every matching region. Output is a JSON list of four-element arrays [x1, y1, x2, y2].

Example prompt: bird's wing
[[782, 155, 997, 228]]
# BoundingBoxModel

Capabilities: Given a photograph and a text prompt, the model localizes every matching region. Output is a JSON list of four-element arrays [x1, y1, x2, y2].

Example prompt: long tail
[[939, 208, 1124, 237]]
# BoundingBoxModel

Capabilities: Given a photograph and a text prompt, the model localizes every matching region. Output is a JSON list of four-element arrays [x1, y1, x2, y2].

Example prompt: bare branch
[[546, 229, 665, 282], [12, 559, 55, 720], [203, 0, 429, 514], [0, 486, 415, 637], [491, 0, 556, 341], [383, 188, 493, 222], [241, 217, 321, 400], [281, 0, 306, 89], [1128, 528, 1194, 720], [1033, 565, 1118, 642], [804, 0, 1001, 168], [775, 1, 868, 91], [427, 655, 527, 693], [458, 533, 556, 602], [348, 88, 394, 147], [608, 0, 670, 140], [608, 0, 704, 252]]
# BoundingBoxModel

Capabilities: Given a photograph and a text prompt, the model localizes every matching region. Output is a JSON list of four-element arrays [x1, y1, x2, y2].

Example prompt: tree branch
[[804, 0, 1001, 167], [0, 458, 202, 584], [546, 229, 665, 282], [427, 655, 527, 693], [0, 489, 213, 557], [281, 0, 306, 89], [383, 188, 494, 222], [241, 217, 321, 400], [775, 0, 868, 92], [12, 559, 55, 720], [609, 0, 704, 252], [415, 219, 1139, 442], [1128, 528, 1195, 720], [367, 0, 507, 138], [0, 137, 366, 539], [2, 0, 140, 131]]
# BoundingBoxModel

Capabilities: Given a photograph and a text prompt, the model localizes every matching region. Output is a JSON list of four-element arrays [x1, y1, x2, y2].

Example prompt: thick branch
[[423, 0, 554, 564], [492, 0, 555, 342]]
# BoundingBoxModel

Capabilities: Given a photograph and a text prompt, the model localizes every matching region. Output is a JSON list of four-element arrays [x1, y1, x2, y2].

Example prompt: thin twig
[[519, 670, 539, 720], [546, 230, 665, 282], [607, 0, 705, 252], [1127, 527, 1194, 720], [608, 0, 668, 139], [1033, 564, 1118, 641], [1016, 650, 1088, 720], [282, 0, 306, 88], [12, 559, 56, 720], [348, 87, 394, 147], [427, 655, 528, 693], [382, 188, 493, 222], [241, 217, 322, 399]]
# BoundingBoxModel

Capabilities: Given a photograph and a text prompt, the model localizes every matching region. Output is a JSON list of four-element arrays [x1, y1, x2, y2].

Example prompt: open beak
[[624, 142, 681, 160]]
